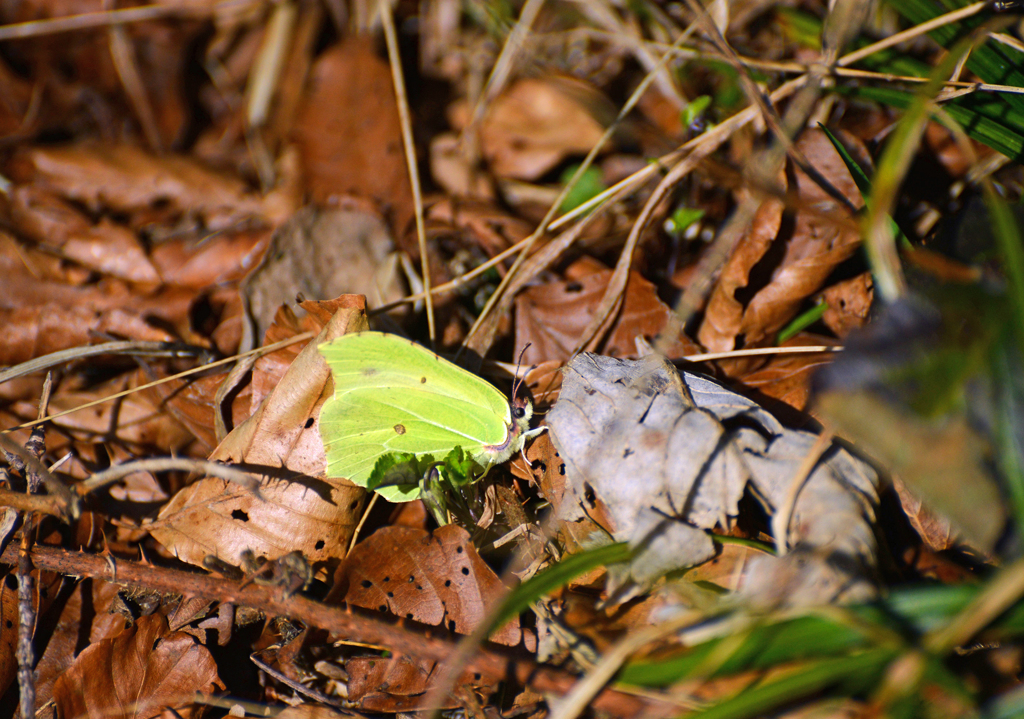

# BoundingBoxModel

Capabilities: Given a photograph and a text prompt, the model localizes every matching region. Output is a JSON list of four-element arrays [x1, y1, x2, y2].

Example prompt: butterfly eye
[[512, 406, 526, 419]]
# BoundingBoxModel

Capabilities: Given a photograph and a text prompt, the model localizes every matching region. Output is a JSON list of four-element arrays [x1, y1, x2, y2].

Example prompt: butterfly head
[[510, 394, 534, 433]]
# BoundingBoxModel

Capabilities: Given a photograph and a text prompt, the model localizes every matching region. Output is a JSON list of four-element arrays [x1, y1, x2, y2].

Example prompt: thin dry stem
[[0, 1, 241, 41], [465, 17, 700, 356], [772, 430, 836, 555], [77, 458, 264, 494], [245, 0, 297, 129], [3, 333, 314, 436], [379, 0, 435, 343], [108, 24, 163, 152]]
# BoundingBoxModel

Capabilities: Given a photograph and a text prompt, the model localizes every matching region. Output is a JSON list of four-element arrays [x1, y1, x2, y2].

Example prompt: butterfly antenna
[[512, 343, 531, 399]]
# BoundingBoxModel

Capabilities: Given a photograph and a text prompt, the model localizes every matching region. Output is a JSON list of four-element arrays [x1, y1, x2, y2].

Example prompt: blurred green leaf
[[886, 0, 1024, 115], [776, 7, 823, 49], [682, 95, 713, 129], [866, 0, 1024, 161], [620, 581, 1024, 690], [844, 85, 1024, 164], [984, 188, 1024, 539], [689, 649, 897, 719], [559, 164, 607, 213], [665, 206, 706, 238], [777, 301, 827, 343]]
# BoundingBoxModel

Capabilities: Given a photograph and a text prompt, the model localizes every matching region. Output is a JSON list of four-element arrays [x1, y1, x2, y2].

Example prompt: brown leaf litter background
[[0, 0, 1017, 717]]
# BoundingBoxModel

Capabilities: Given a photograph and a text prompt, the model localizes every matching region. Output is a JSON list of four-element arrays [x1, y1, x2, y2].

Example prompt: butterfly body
[[319, 331, 536, 502]]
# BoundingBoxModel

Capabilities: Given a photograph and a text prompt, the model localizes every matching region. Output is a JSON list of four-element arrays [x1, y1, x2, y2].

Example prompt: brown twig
[[0, 488, 66, 518], [0, 544, 675, 718], [0, 434, 78, 519], [17, 529, 36, 719]]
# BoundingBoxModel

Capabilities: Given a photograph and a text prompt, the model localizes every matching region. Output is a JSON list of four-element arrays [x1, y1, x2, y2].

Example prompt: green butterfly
[[318, 331, 542, 503]]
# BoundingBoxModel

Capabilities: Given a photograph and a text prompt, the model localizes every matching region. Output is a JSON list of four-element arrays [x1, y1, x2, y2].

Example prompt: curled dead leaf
[[149, 302, 369, 576], [699, 129, 868, 365], [52, 613, 223, 719], [548, 352, 879, 604]]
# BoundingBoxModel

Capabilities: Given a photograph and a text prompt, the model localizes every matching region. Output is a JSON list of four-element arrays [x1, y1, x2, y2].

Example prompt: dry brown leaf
[[425, 197, 534, 258], [521, 359, 564, 407], [465, 77, 610, 181], [0, 228, 204, 354], [343, 654, 438, 710], [922, 120, 981, 179], [140, 300, 307, 452], [819, 272, 873, 337], [548, 588, 674, 657], [275, 705, 355, 719], [5, 187, 160, 286], [52, 613, 223, 719], [0, 567, 22, 697], [292, 39, 415, 239], [680, 541, 768, 592], [143, 370, 253, 452], [515, 267, 700, 365], [0, 303, 175, 366], [149, 227, 272, 289], [125, 16, 197, 148], [429, 132, 497, 199], [699, 129, 868, 361], [102, 443, 170, 505], [338, 524, 522, 647], [62, 219, 162, 286], [206, 287, 247, 355], [191, 8, 271, 166], [0, 1, 199, 148], [0, 566, 77, 702], [738, 226, 858, 347], [46, 380, 194, 448], [0, 55, 33, 137], [698, 195, 785, 353], [31, 580, 128, 710], [8, 144, 279, 230], [523, 430, 604, 555], [737, 335, 840, 411], [247, 307, 320, 411], [22, 378, 196, 459], [149, 301, 369, 574], [342, 652, 497, 712], [636, 86, 686, 139], [893, 476, 959, 552], [0, 229, 88, 284]]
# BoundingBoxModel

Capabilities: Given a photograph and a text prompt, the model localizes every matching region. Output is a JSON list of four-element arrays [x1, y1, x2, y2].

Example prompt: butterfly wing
[[319, 332, 514, 500]]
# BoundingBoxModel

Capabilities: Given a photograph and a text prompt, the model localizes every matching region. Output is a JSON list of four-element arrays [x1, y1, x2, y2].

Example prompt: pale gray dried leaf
[[547, 352, 879, 605], [241, 205, 402, 350], [738, 546, 876, 609]]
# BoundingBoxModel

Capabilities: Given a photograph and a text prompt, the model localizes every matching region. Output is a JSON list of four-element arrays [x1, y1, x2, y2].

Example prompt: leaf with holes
[[338, 524, 523, 646]]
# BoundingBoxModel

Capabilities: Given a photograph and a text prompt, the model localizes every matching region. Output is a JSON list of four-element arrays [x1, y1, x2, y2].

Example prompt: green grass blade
[[685, 649, 897, 719], [487, 542, 633, 633]]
